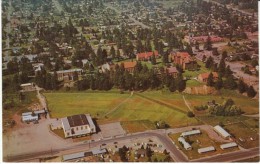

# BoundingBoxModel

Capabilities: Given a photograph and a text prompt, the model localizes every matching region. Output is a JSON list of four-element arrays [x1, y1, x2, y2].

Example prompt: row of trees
[[77, 62, 186, 92]]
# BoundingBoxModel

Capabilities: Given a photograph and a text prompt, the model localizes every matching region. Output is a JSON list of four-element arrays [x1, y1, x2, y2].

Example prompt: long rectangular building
[[198, 146, 215, 154], [214, 125, 231, 139], [220, 142, 238, 149], [178, 137, 192, 150], [181, 130, 201, 137]]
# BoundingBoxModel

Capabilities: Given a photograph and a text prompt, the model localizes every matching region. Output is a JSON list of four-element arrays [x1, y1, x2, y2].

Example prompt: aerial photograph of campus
[[1, 0, 259, 162]]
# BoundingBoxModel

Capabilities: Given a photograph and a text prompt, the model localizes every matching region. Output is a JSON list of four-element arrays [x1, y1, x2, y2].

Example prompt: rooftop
[[67, 114, 89, 127], [214, 125, 231, 138]]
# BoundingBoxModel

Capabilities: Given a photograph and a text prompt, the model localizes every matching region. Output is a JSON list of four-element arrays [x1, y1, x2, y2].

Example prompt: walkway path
[[103, 91, 134, 117]]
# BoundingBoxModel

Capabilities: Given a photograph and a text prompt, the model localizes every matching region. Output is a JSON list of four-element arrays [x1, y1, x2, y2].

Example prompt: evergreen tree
[[218, 58, 226, 76], [224, 75, 237, 90], [204, 35, 212, 50], [214, 76, 223, 90], [237, 79, 247, 93], [110, 46, 116, 59], [207, 72, 214, 87], [247, 86, 256, 98], [151, 52, 156, 65]]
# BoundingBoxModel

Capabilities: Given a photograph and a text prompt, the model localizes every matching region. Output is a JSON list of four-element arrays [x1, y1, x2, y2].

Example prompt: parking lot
[[99, 122, 126, 138]]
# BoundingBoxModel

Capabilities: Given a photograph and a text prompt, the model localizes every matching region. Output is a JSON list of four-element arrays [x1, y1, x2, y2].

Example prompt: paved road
[[5, 131, 187, 162], [5, 124, 237, 162], [193, 147, 259, 162]]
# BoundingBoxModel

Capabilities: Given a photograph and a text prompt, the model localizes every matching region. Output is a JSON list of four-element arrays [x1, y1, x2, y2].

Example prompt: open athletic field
[[44, 91, 200, 132]]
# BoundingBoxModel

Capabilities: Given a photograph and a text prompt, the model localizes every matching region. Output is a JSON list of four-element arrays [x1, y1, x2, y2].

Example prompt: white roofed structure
[[178, 137, 192, 150], [181, 130, 201, 137], [214, 125, 231, 139], [198, 146, 215, 154], [220, 142, 238, 149]]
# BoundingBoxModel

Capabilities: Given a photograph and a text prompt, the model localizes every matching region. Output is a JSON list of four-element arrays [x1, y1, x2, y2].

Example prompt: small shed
[[22, 115, 38, 122], [20, 83, 35, 91]]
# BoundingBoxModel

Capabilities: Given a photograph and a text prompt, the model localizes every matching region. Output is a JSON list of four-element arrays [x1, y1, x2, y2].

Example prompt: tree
[[116, 49, 121, 61], [224, 75, 237, 90], [187, 111, 195, 117], [151, 52, 156, 65], [204, 35, 212, 50], [237, 79, 247, 93], [214, 76, 223, 90], [110, 46, 116, 59], [207, 72, 214, 87], [218, 58, 226, 76], [51, 71, 58, 90], [205, 56, 214, 69], [247, 86, 256, 98]]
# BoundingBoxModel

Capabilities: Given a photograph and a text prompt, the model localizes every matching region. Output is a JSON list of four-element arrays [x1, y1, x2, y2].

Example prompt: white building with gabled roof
[[61, 114, 96, 138], [214, 125, 231, 139]]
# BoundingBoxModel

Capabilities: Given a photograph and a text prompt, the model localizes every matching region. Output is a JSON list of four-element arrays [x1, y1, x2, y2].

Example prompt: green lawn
[[185, 89, 259, 114], [44, 91, 199, 128], [44, 92, 129, 118], [186, 79, 203, 87]]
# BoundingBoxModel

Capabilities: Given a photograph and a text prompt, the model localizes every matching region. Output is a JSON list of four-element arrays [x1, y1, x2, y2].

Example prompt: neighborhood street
[[4, 123, 259, 162]]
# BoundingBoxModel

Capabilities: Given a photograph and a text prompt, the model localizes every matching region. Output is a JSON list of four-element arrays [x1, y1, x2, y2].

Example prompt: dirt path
[[135, 93, 187, 114], [103, 91, 134, 117]]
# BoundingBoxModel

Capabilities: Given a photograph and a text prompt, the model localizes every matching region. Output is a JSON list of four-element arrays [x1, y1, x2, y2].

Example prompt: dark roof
[[67, 114, 89, 127]]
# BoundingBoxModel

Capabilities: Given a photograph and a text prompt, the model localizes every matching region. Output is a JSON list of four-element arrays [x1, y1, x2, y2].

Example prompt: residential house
[[122, 61, 137, 73], [20, 83, 36, 92], [136, 51, 159, 61], [184, 35, 223, 44], [61, 114, 96, 138], [134, 149, 146, 159], [172, 52, 197, 70], [166, 66, 179, 78], [197, 72, 218, 83], [53, 69, 83, 81]]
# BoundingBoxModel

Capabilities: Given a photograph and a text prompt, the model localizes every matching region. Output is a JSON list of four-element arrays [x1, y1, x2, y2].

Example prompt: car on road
[[101, 143, 106, 146], [114, 142, 118, 144]]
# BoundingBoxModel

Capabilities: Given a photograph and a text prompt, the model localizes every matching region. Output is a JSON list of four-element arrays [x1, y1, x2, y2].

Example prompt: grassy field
[[44, 92, 130, 118], [224, 122, 259, 149], [186, 79, 203, 87], [169, 130, 239, 160], [44, 91, 200, 131], [185, 89, 259, 114], [121, 120, 156, 133]]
